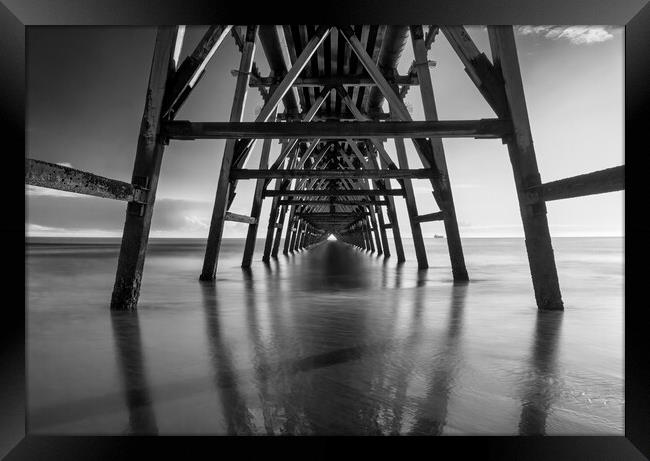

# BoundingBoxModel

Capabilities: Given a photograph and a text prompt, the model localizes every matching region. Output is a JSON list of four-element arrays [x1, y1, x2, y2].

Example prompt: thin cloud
[[26, 185, 87, 198], [516, 26, 614, 45], [27, 223, 121, 237], [182, 215, 209, 230]]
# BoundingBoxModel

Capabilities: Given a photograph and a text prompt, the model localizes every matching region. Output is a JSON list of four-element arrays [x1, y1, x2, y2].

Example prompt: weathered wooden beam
[[278, 199, 388, 206], [25, 158, 147, 204], [367, 205, 383, 255], [277, 112, 392, 121], [298, 212, 368, 218], [394, 137, 429, 269], [488, 25, 563, 311], [524, 166, 624, 203], [263, 189, 405, 197], [164, 119, 510, 140], [424, 25, 439, 49], [335, 86, 405, 261], [416, 211, 445, 223], [200, 26, 258, 282], [231, 168, 433, 180], [224, 212, 257, 224], [263, 87, 332, 175], [441, 26, 509, 118], [111, 27, 180, 311], [411, 25, 469, 281], [289, 215, 301, 253], [265, 146, 298, 260], [294, 139, 323, 170], [230, 27, 268, 103], [229, 27, 332, 171], [375, 203, 391, 257], [257, 26, 299, 114], [163, 25, 232, 118], [249, 75, 419, 87], [241, 132, 274, 268], [339, 25, 443, 183], [259, 25, 331, 123]]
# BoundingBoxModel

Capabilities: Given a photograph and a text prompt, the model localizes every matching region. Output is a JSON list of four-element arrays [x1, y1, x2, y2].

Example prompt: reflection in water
[[409, 282, 468, 435], [200, 283, 254, 435], [242, 268, 275, 434], [300, 241, 371, 291], [110, 310, 158, 434], [388, 270, 429, 434], [519, 311, 563, 435], [28, 239, 623, 435], [263, 256, 307, 434]]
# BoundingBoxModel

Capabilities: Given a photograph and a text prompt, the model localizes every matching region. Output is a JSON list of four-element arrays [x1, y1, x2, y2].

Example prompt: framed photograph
[[2, 0, 648, 458]]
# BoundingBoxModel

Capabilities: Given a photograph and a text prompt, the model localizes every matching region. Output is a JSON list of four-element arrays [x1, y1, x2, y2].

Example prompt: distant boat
[[433, 234, 445, 239]]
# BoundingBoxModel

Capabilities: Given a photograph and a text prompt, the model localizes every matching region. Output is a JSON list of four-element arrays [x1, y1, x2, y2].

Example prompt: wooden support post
[[242, 133, 275, 268], [299, 223, 308, 250], [262, 197, 280, 262], [111, 27, 180, 311], [378, 151, 406, 262], [394, 137, 429, 269], [367, 219, 375, 252], [294, 220, 303, 251], [262, 141, 290, 262], [271, 203, 288, 257], [300, 224, 308, 249], [488, 26, 563, 310], [283, 206, 296, 255], [200, 26, 257, 281], [364, 218, 375, 252], [290, 218, 301, 253], [375, 204, 391, 257], [411, 25, 469, 281], [355, 229, 362, 249], [368, 206, 383, 255]]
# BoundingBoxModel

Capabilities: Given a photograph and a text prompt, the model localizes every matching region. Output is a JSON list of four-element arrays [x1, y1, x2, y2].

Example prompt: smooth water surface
[[26, 237, 624, 435]]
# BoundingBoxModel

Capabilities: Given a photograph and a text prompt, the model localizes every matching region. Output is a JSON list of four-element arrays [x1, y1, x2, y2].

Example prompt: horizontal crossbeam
[[230, 168, 433, 180], [224, 212, 257, 224], [416, 211, 445, 223], [524, 165, 624, 203], [297, 212, 368, 218], [163, 119, 511, 140], [263, 189, 405, 197], [278, 199, 388, 206], [25, 158, 147, 204], [250, 75, 419, 88]]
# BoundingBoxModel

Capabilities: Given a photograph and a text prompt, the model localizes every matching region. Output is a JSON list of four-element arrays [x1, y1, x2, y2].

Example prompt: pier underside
[[25, 25, 625, 312]]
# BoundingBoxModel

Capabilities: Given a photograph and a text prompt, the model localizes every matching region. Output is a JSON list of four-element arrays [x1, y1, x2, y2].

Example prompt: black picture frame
[[2, 0, 649, 459]]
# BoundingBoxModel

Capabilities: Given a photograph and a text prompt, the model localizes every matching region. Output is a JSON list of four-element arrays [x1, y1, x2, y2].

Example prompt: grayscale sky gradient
[[26, 25, 624, 238]]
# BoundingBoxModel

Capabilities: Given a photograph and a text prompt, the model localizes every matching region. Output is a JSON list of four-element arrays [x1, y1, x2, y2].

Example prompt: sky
[[26, 25, 624, 238]]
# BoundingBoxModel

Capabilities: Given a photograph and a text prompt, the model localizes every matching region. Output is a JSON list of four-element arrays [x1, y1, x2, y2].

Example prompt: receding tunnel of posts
[[24, 25, 625, 312]]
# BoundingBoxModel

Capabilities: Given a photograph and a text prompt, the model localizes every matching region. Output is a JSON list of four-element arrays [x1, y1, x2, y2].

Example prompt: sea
[[26, 236, 624, 435]]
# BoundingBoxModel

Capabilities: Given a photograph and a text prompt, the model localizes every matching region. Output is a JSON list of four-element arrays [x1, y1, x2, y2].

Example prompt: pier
[[25, 25, 625, 312]]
